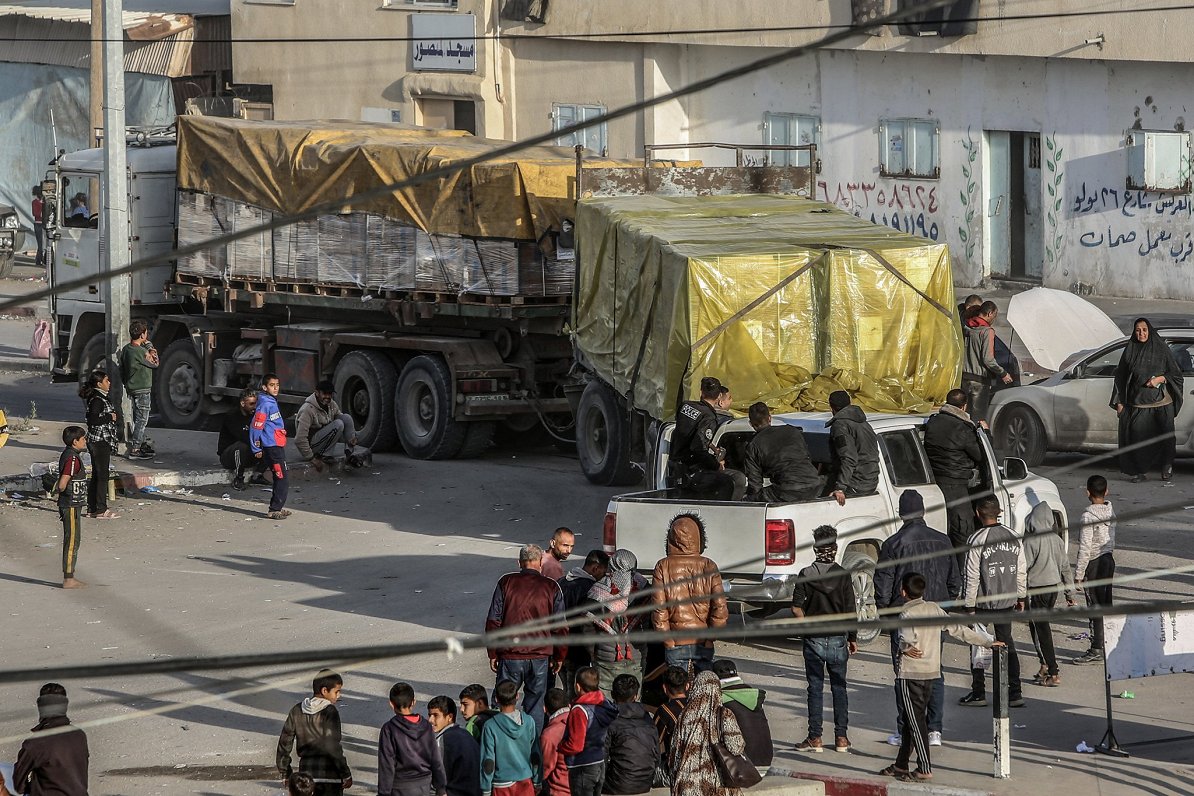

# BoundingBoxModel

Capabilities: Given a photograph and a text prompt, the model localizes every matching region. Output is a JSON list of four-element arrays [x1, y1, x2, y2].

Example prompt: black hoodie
[[602, 702, 659, 794], [826, 405, 879, 495], [791, 561, 858, 642], [377, 714, 447, 796], [12, 715, 89, 796]]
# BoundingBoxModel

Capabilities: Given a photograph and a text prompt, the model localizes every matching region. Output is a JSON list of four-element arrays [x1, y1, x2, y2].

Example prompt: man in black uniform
[[672, 376, 748, 500], [826, 390, 880, 505], [218, 388, 264, 491], [922, 388, 985, 568], [743, 402, 822, 502]]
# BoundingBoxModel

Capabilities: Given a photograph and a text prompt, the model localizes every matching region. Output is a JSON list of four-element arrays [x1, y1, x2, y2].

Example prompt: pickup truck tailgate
[[610, 493, 771, 577]]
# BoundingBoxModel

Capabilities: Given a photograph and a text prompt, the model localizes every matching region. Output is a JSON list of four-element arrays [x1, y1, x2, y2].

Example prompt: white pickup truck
[[602, 411, 1068, 643]]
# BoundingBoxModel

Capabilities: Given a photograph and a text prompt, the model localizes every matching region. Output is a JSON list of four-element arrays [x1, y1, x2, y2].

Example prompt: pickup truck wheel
[[155, 339, 214, 429], [841, 550, 881, 645], [996, 405, 1046, 468], [395, 355, 467, 460], [334, 351, 398, 452], [576, 381, 640, 486]]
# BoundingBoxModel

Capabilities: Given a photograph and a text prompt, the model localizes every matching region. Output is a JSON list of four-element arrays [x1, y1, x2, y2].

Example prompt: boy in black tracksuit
[[56, 427, 89, 589], [277, 670, 352, 796], [378, 683, 447, 796]]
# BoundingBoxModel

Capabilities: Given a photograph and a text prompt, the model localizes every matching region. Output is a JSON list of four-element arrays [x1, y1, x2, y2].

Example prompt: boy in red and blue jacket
[[560, 667, 617, 796], [251, 373, 291, 519]]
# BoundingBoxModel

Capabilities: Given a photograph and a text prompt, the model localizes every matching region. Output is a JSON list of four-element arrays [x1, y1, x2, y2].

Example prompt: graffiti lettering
[[1072, 180, 1194, 264], [817, 179, 941, 240]]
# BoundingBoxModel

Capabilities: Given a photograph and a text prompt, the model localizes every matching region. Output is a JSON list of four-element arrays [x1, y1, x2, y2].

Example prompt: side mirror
[[1003, 457, 1029, 481]]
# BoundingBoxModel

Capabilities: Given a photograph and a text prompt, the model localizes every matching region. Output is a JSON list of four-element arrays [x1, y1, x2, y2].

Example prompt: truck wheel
[[576, 381, 640, 486], [841, 548, 881, 645], [156, 339, 214, 429], [0, 253, 14, 280], [334, 351, 398, 452], [457, 421, 496, 459], [77, 332, 107, 380], [996, 405, 1047, 467], [395, 355, 467, 460]]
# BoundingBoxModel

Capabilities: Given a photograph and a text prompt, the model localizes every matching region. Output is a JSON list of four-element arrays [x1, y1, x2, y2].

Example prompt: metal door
[[984, 131, 1011, 277]]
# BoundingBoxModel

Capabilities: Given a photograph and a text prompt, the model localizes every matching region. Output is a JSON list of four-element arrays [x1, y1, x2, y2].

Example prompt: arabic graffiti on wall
[[1072, 181, 1194, 264], [817, 179, 942, 240]]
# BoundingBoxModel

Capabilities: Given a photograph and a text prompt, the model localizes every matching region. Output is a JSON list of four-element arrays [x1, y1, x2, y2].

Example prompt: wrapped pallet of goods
[[574, 194, 961, 419], [228, 202, 272, 281], [176, 191, 226, 279]]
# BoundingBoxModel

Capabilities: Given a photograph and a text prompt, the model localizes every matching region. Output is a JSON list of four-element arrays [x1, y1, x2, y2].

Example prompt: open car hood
[[1005, 288, 1123, 372]]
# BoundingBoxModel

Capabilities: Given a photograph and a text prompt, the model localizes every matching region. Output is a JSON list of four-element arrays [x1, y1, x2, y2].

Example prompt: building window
[[1126, 130, 1192, 194], [553, 103, 607, 157], [763, 112, 820, 167], [242, 0, 295, 6], [879, 118, 939, 179], [415, 97, 475, 134], [400, 0, 458, 7]]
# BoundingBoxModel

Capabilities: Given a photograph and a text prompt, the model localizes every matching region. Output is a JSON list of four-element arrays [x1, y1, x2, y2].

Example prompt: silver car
[[989, 328, 1194, 466]]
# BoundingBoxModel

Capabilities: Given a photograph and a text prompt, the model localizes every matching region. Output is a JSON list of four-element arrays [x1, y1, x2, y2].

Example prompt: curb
[[770, 767, 994, 796], [1, 466, 234, 496]]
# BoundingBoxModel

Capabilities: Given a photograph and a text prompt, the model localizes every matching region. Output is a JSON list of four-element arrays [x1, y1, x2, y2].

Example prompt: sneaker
[[1072, 649, 1103, 665], [128, 449, 153, 461], [886, 732, 902, 746], [232, 476, 246, 491], [1009, 694, 1026, 708], [249, 473, 269, 486], [928, 731, 942, 747], [140, 442, 156, 456], [834, 736, 851, 753], [1043, 674, 1061, 687], [958, 692, 987, 707], [794, 736, 823, 753], [266, 509, 292, 520]]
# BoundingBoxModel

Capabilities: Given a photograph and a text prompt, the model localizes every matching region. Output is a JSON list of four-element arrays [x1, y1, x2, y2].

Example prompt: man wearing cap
[[671, 377, 747, 501], [744, 402, 822, 502], [873, 489, 960, 749], [12, 683, 89, 795], [825, 391, 880, 506]]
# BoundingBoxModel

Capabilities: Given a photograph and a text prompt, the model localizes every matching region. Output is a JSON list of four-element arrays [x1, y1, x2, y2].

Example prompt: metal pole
[[101, 0, 132, 448], [992, 645, 1011, 778], [90, 0, 103, 144]]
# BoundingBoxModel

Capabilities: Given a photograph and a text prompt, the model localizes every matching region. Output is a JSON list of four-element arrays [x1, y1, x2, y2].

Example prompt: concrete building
[[233, 0, 1194, 299]]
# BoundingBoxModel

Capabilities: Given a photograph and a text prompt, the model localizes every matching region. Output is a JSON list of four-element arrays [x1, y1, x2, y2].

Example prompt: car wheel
[[997, 405, 1047, 467], [841, 548, 881, 645]]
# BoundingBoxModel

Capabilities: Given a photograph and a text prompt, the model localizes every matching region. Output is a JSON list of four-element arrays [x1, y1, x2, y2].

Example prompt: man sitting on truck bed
[[825, 391, 880, 506], [296, 380, 360, 473], [743, 402, 823, 503], [672, 377, 747, 501]]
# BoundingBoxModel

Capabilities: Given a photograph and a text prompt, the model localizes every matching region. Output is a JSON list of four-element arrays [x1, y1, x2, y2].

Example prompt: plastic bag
[[970, 623, 996, 670], [29, 319, 51, 359]]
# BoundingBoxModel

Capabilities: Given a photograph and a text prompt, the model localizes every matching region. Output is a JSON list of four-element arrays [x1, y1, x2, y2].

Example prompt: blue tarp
[[0, 62, 174, 230]]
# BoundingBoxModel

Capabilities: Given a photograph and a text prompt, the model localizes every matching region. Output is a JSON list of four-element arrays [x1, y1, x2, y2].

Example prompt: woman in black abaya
[[1112, 318, 1183, 482]]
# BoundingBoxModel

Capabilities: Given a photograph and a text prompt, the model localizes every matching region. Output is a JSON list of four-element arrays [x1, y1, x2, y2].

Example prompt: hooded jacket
[[540, 708, 571, 796], [250, 391, 287, 452], [479, 710, 540, 793], [1022, 503, 1075, 599], [923, 405, 983, 484], [719, 680, 773, 767], [650, 520, 728, 646], [436, 725, 480, 796], [602, 702, 660, 794], [791, 561, 858, 642], [12, 714, 89, 796], [560, 690, 619, 769], [963, 318, 1006, 381], [559, 567, 598, 667], [485, 568, 567, 663], [874, 518, 961, 608], [964, 523, 1027, 610], [897, 597, 999, 680], [743, 424, 823, 501], [827, 405, 880, 495], [295, 393, 344, 460], [377, 714, 447, 796], [276, 698, 351, 784]]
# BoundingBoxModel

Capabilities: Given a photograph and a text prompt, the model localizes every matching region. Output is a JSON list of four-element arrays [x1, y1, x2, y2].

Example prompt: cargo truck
[[44, 118, 831, 476]]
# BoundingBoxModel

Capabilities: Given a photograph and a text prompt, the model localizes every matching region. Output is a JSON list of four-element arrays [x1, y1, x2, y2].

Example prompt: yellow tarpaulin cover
[[175, 117, 643, 241], [574, 194, 961, 420]]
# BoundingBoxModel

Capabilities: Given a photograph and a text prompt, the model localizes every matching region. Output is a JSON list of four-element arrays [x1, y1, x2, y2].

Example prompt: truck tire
[[576, 380, 640, 486], [0, 253, 14, 280], [78, 332, 107, 380], [334, 351, 398, 452], [995, 405, 1047, 468], [457, 421, 496, 459], [841, 548, 881, 645], [155, 339, 214, 429], [395, 355, 467, 460]]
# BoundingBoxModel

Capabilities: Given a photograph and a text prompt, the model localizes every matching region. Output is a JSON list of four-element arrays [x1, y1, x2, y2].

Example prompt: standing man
[[826, 391, 879, 505], [12, 684, 88, 796], [743, 402, 822, 502], [295, 380, 358, 473], [119, 319, 159, 460], [541, 527, 576, 581], [960, 496, 1026, 708], [922, 389, 984, 567], [873, 490, 960, 749], [251, 373, 291, 520], [484, 543, 568, 736], [671, 377, 747, 501], [31, 186, 45, 267], [557, 550, 609, 699], [218, 388, 262, 490], [651, 513, 728, 674], [791, 525, 857, 754], [962, 300, 1013, 423]]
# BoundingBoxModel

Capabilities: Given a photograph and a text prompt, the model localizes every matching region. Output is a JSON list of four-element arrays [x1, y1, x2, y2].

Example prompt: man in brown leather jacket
[[651, 513, 728, 674]]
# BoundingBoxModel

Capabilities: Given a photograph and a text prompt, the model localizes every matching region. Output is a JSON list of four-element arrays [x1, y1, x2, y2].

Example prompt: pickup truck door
[[979, 430, 1015, 526]]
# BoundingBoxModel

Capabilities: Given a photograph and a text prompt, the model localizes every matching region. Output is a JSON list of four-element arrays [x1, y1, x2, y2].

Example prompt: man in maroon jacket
[[485, 543, 568, 736]]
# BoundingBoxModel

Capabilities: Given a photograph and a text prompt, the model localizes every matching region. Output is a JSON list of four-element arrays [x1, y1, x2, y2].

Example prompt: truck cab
[[604, 411, 1068, 642]]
